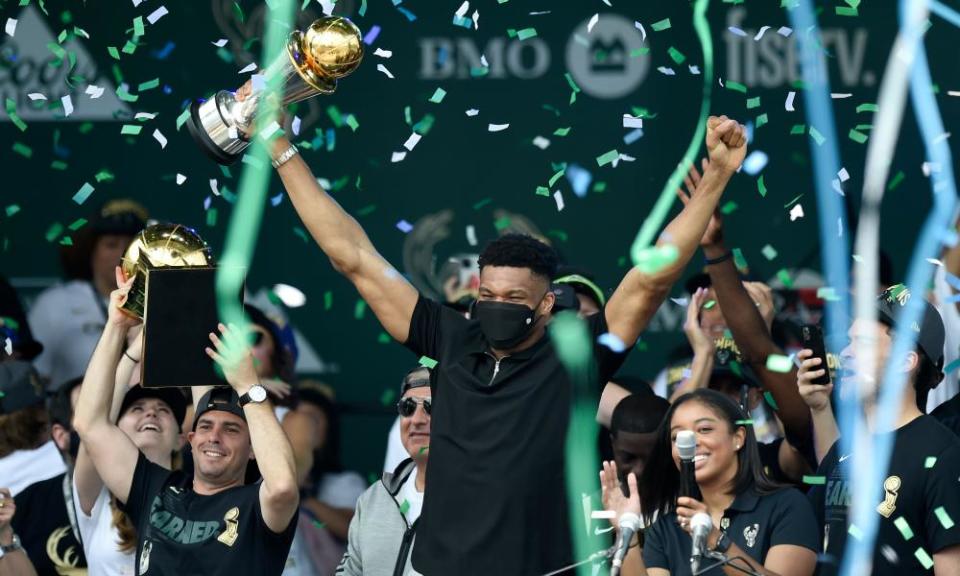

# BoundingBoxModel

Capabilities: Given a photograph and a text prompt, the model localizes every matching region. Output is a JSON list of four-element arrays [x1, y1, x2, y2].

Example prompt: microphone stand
[[692, 550, 763, 576], [538, 546, 616, 576]]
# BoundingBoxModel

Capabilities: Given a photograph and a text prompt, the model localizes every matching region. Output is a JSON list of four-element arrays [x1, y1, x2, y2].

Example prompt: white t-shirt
[[0, 441, 66, 496], [315, 471, 367, 509], [28, 280, 107, 390], [395, 466, 424, 525], [72, 481, 135, 576]]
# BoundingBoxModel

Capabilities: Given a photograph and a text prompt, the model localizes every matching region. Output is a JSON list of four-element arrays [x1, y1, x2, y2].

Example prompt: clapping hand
[[600, 461, 642, 531]]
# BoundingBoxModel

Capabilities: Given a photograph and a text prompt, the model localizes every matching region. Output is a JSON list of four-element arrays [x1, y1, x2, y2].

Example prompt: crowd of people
[[1, 112, 959, 576]]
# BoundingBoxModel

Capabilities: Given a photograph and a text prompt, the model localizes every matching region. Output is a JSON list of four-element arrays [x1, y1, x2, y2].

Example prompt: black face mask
[[473, 299, 543, 350]]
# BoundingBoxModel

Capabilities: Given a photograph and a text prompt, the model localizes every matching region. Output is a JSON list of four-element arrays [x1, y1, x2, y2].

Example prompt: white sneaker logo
[[838, 454, 852, 463]]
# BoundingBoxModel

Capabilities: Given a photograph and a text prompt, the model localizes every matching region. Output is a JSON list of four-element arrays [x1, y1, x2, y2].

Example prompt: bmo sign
[[417, 14, 650, 100]]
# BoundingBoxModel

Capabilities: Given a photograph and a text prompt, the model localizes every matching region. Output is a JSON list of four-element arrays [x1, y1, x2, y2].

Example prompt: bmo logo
[[565, 14, 650, 99]]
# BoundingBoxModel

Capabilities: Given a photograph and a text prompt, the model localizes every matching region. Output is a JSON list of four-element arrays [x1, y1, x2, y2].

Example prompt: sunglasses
[[397, 397, 432, 417]]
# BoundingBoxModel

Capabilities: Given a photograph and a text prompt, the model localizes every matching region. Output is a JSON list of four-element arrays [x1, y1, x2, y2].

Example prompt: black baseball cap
[[118, 386, 189, 431], [0, 360, 45, 414], [192, 387, 246, 431], [0, 275, 43, 361], [875, 284, 945, 370], [400, 366, 431, 396]]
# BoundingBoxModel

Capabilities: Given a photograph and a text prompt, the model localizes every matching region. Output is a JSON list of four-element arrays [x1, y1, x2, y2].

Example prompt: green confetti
[[535, 186, 550, 197], [802, 475, 826, 485], [418, 356, 438, 369], [94, 170, 114, 183], [809, 126, 825, 146], [45, 222, 64, 243], [133, 16, 145, 36], [732, 247, 748, 270], [765, 354, 793, 373], [120, 124, 142, 135], [668, 46, 686, 65], [122, 40, 138, 55], [790, 124, 806, 135], [354, 299, 367, 320], [761, 244, 778, 260], [924, 456, 937, 468], [380, 388, 396, 406], [720, 201, 738, 215], [175, 107, 191, 131], [763, 391, 779, 411], [72, 182, 95, 205], [757, 175, 768, 197], [472, 198, 492, 210], [887, 170, 905, 191], [746, 96, 761, 109], [293, 227, 310, 243], [116, 85, 138, 103], [323, 291, 333, 310], [836, 6, 858, 16], [596, 149, 620, 167], [356, 204, 376, 217], [777, 268, 794, 289], [817, 287, 841, 302], [734, 419, 754, 426], [856, 103, 879, 113], [206, 207, 218, 227], [418, 445, 429, 455], [493, 216, 512, 231], [553, 127, 571, 137], [107, 46, 121, 60], [137, 78, 160, 91], [848, 129, 868, 144], [563, 73, 581, 94], [359, 0, 367, 16], [914, 548, 934, 570], [702, 300, 717, 310], [345, 114, 359, 131], [6, 205, 21, 217], [725, 81, 747, 94], [944, 358, 960, 374], [399, 499, 411, 516], [47, 42, 66, 61], [50, 160, 68, 171], [377, 331, 391, 344], [5, 99, 28, 132], [59, 236, 73, 246], [12, 142, 32, 158], [756, 113, 768, 128], [894, 517, 914, 540], [784, 193, 804, 208], [548, 168, 565, 188], [934, 506, 955, 529], [428, 87, 447, 103], [67, 218, 87, 231], [517, 27, 537, 40], [651, 18, 671, 31]]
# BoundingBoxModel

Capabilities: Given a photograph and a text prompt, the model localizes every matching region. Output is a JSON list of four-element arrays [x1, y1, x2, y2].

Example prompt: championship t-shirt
[[121, 453, 296, 575], [809, 415, 960, 575], [11, 473, 87, 576], [404, 296, 630, 575]]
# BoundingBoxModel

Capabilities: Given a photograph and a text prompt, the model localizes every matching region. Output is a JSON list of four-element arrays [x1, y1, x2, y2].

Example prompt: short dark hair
[[478, 234, 558, 283], [610, 394, 669, 438], [48, 377, 83, 428]]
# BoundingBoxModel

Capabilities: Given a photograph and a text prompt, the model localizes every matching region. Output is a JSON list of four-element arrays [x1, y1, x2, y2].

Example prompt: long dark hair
[[639, 389, 782, 524]]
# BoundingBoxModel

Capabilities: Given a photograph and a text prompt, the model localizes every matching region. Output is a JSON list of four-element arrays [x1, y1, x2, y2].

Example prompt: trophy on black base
[[185, 16, 364, 165]]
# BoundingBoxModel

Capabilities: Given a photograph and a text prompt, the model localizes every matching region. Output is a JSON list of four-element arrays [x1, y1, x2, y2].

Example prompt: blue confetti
[[597, 333, 626, 353], [362, 25, 381, 45]]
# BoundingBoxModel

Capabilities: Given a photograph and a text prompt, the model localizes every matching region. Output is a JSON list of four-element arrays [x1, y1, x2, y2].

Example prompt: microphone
[[676, 430, 702, 502], [610, 512, 643, 576], [689, 512, 713, 574]]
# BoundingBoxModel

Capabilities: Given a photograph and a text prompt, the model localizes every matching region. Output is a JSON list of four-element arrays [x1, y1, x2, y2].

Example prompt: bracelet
[[123, 350, 141, 363], [271, 144, 299, 169], [704, 251, 733, 266]]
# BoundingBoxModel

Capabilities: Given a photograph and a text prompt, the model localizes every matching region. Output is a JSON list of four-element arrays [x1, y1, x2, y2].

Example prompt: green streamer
[[215, 0, 295, 329], [630, 0, 713, 265]]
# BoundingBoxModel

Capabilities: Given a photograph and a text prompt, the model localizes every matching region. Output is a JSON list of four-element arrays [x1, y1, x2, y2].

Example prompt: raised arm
[[604, 116, 747, 347], [206, 323, 299, 534], [796, 349, 839, 465], [669, 287, 716, 403], [72, 268, 143, 505]]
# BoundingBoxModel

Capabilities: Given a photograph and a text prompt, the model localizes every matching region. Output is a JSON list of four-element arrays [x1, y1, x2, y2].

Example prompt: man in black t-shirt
[[267, 107, 748, 574], [800, 285, 960, 574], [74, 273, 299, 576]]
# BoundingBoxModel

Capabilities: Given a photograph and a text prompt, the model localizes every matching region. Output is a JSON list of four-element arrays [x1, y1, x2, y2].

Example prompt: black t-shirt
[[643, 487, 819, 575], [931, 393, 960, 438], [404, 296, 629, 575], [120, 453, 296, 575], [808, 415, 960, 575], [12, 473, 87, 576], [756, 438, 789, 485]]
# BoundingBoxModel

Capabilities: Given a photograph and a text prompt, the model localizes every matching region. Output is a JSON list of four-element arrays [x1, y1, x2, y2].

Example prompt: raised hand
[[796, 349, 833, 412], [109, 266, 142, 331], [743, 282, 776, 331], [600, 460, 642, 530], [676, 158, 724, 248], [684, 288, 716, 355], [205, 323, 260, 394], [705, 115, 747, 175]]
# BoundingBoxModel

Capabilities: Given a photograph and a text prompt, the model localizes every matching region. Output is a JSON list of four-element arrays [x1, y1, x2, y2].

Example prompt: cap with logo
[[875, 284, 945, 370], [0, 361, 45, 414], [192, 387, 246, 431]]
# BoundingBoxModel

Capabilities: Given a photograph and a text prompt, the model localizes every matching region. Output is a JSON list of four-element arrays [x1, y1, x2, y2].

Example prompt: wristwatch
[[239, 384, 268, 407], [711, 531, 731, 554], [1, 533, 23, 554]]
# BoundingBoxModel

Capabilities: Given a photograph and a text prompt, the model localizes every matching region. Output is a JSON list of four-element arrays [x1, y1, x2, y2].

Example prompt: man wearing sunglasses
[[337, 367, 431, 576]]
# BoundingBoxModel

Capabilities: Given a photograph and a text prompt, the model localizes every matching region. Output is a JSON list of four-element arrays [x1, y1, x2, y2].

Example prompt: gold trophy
[[186, 16, 364, 165], [120, 223, 214, 319]]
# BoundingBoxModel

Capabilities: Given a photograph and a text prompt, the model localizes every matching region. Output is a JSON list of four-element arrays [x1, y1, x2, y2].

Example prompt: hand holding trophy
[[186, 15, 364, 165]]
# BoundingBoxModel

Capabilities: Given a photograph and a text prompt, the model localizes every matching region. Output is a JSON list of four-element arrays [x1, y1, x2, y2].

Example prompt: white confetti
[[727, 26, 747, 37], [391, 151, 407, 162], [373, 47, 392, 58], [209, 179, 220, 196], [597, 333, 626, 353], [61, 95, 74, 117], [657, 66, 676, 76], [212, 38, 228, 47], [777, 26, 793, 37], [472, 9, 479, 29], [146, 6, 168, 24], [790, 203, 805, 221], [488, 123, 509, 132], [465, 109, 479, 116], [251, 74, 266, 92], [553, 190, 565, 211], [933, 132, 951, 144], [922, 162, 941, 176], [238, 62, 258, 74], [634, 21, 647, 42], [623, 114, 643, 129], [403, 132, 422, 151], [272, 283, 307, 308], [754, 26, 771, 40], [591, 510, 617, 520], [135, 112, 157, 120], [258, 120, 281, 140], [671, 297, 690, 306], [742, 150, 768, 175], [532, 136, 550, 150], [785, 91, 796, 111], [587, 13, 599, 33], [291, 116, 301, 136], [466, 225, 477, 246], [831, 93, 853, 99], [132, 0, 145, 6], [85, 85, 105, 99], [176, 173, 187, 185], [927, 258, 945, 267], [376, 63, 395, 78], [481, 54, 488, 67], [3, 337, 11, 356], [5, 18, 17, 37], [27, 93, 47, 101], [838, 167, 850, 182], [455, 0, 469, 18], [948, 91, 960, 97], [688, 65, 701, 75], [153, 128, 167, 148]]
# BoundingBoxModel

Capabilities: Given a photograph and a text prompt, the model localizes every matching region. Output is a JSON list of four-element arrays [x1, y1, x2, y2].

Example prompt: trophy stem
[[185, 99, 246, 166]]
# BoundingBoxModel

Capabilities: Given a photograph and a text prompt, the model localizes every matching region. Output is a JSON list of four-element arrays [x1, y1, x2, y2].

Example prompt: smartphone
[[801, 324, 832, 385]]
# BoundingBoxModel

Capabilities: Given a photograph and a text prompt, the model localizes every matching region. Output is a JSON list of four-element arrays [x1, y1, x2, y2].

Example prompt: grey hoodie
[[336, 458, 421, 576]]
